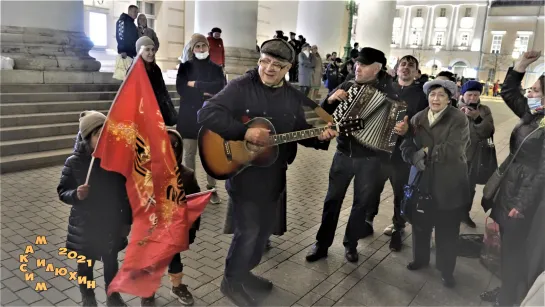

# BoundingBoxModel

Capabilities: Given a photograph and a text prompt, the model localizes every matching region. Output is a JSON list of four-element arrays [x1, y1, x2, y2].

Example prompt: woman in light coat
[[298, 43, 314, 96], [310, 45, 324, 99]]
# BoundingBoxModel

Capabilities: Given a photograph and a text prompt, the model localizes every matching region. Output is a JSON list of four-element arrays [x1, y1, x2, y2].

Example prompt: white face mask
[[194, 51, 209, 60], [527, 97, 542, 110]]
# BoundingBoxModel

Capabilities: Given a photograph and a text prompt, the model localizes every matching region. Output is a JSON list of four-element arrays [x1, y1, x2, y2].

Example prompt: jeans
[[366, 158, 410, 230], [224, 195, 278, 282], [77, 253, 118, 294], [182, 139, 216, 188], [316, 151, 381, 249]]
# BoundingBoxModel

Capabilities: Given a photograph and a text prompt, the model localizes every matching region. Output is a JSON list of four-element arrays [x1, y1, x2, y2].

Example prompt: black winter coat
[[145, 61, 177, 126], [492, 70, 545, 223], [116, 13, 138, 58], [176, 57, 225, 139], [57, 139, 132, 260], [197, 68, 329, 201]]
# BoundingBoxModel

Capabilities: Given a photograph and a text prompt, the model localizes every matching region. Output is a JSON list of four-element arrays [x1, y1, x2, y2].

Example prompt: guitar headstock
[[336, 117, 364, 135]]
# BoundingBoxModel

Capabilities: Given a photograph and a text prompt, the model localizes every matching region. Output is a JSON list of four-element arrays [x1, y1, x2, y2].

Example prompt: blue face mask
[[527, 97, 542, 111]]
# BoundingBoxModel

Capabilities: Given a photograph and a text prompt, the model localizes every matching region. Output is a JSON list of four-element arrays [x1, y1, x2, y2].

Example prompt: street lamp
[[343, 0, 358, 61]]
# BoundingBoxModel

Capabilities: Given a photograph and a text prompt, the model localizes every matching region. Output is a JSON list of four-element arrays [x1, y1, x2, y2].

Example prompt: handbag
[[482, 126, 542, 206], [400, 170, 433, 225], [479, 217, 501, 277], [473, 136, 498, 185]]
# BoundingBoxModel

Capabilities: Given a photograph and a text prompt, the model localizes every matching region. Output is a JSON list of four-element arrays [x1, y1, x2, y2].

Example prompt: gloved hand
[[412, 148, 427, 165]]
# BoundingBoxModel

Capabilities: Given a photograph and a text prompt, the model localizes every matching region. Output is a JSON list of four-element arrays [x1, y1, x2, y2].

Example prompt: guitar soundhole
[[244, 141, 262, 153]]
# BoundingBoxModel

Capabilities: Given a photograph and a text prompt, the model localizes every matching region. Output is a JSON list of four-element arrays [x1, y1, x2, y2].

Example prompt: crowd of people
[[58, 4, 544, 307]]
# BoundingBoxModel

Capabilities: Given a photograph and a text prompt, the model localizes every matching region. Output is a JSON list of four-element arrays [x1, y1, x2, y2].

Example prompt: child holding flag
[[140, 128, 202, 307], [57, 111, 131, 307]]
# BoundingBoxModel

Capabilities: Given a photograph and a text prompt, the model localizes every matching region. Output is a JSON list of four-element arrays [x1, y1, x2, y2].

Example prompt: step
[[0, 91, 179, 103], [0, 110, 109, 127], [0, 135, 75, 157], [0, 148, 73, 174], [0, 123, 79, 141], [0, 83, 176, 93], [0, 98, 181, 115]]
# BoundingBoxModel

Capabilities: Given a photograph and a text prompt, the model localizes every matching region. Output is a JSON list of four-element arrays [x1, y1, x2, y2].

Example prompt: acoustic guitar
[[198, 117, 364, 180]]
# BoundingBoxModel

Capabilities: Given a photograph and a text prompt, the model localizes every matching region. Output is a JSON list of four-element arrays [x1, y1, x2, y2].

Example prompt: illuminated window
[[411, 31, 421, 46], [491, 35, 503, 53], [89, 12, 107, 47], [515, 35, 530, 53]]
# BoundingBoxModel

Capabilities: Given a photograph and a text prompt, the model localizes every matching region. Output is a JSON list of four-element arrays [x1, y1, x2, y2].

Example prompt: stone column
[[0, 0, 100, 71], [194, 0, 259, 78], [296, 1, 345, 55], [354, 0, 397, 58]]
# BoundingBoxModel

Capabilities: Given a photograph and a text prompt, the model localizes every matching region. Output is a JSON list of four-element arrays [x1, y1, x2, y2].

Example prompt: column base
[[224, 47, 260, 80], [1, 25, 101, 72]]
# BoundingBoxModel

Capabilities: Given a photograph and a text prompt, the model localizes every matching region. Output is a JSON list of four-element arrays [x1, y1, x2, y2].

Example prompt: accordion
[[333, 83, 408, 153]]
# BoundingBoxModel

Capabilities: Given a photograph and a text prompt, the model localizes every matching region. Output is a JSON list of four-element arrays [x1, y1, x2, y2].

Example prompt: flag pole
[[186, 189, 216, 198], [85, 49, 145, 185]]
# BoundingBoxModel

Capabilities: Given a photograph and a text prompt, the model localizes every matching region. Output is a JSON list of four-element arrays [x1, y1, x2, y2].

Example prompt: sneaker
[[140, 296, 155, 307], [209, 189, 221, 204], [383, 224, 395, 236], [171, 284, 194, 306], [480, 287, 500, 302], [81, 291, 98, 307], [106, 292, 127, 307], [389, 230, 402, 252]]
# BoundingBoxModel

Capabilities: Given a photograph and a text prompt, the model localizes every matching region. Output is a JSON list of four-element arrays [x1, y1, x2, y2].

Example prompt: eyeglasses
[[258, 58, 289, 71]]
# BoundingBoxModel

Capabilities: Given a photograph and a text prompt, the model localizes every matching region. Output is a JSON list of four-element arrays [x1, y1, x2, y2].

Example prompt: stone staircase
[[0, 83, 324, 173]]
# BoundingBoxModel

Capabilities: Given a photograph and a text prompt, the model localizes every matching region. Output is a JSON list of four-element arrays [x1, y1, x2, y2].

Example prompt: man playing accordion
[[306, 47, 409, 263]]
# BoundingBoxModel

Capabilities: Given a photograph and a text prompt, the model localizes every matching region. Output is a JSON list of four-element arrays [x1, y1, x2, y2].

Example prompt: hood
[[119, 13, 134, 22]]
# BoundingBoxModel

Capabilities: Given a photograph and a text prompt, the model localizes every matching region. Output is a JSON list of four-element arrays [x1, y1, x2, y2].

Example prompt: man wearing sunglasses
[[198, 38, 337, 306]]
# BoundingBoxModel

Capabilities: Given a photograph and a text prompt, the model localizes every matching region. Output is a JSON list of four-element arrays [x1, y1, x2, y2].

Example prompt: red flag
[[92, 56, 208, 297]]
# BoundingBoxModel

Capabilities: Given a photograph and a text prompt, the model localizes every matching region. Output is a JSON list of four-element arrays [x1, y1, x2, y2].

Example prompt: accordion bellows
[[333, 83, 408, 153]]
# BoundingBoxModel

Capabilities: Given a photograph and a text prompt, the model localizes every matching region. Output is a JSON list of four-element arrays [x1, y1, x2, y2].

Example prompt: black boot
[[81, 289, 97, 307], [106, 292, 127, 307], [389, 230, 402, 252], [306, 243, 328, 262], [345, 247, 359, 263], [220, 278, 258, 307], [441, 274, 456, 288], [245, 272, 273, 292]]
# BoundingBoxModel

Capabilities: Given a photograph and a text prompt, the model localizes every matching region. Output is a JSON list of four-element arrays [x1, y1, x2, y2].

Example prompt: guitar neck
[[269, 126, 335, 145]]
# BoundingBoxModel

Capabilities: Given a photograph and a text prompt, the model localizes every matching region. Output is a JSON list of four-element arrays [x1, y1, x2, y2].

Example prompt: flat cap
[[355, 47, 387, 68], [260, 38, 295, 63]]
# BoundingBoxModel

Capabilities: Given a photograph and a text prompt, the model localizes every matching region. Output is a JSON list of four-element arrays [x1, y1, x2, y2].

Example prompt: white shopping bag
[[113, 55, 133, 80]]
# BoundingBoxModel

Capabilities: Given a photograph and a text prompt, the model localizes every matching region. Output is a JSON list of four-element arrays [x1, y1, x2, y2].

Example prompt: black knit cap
[[211, 27, 221, 33], [260, 38, 295, 63], [355, 47, 387, 67]]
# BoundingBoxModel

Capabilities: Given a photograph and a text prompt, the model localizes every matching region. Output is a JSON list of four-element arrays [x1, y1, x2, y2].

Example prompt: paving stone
[[1, 287, 19, 305], [367, 259, 428, 294], [47, 276, 73, 291], [3, 276, 27, 292], [296, 291, 323, 306], [343, 277, 415, 306], [40, 287, 68, 304], [192, 283, 218, 299], [15, 287, 44, 304], [262, 261, 327, 296], [313, 296, 336, 307]]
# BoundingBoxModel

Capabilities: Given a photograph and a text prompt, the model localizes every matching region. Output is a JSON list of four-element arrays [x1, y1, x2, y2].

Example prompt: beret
[[461, 80, 483, 95]]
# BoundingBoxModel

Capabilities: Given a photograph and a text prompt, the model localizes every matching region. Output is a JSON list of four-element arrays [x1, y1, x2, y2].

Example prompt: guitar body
[[198, 117, 279, 180]]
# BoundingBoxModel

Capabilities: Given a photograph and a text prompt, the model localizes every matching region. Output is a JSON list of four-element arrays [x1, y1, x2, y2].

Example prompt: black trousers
[[498, 218, 531, 306], [366, 158, 410, 230], [224, 195, 278, 282], [466, 162, 477, 215], [316, 151, 381, 249], [412, 207, 463, 276], [77, 253, 119, 294]]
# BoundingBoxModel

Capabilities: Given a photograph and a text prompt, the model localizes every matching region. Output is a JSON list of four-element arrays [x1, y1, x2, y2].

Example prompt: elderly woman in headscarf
[[400, 79, 470, 288], [135, 36, 177, 126], [176, 33, 225, 203]]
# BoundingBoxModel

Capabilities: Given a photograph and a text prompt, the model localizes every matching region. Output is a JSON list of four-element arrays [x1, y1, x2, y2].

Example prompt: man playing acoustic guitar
[[197, 38, 337, 306]]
